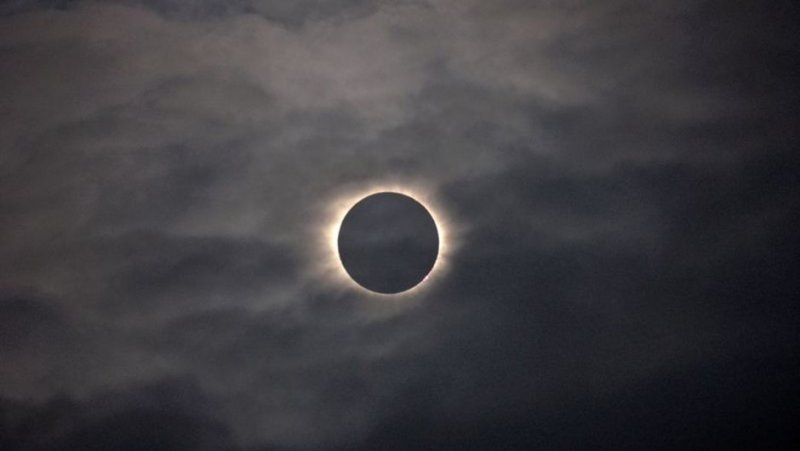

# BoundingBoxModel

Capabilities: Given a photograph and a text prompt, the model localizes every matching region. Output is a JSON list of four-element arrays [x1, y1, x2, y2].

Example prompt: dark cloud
[[0, 0, 392, 26], [0, 380, 235, 450], [1, 0, 798, 449]]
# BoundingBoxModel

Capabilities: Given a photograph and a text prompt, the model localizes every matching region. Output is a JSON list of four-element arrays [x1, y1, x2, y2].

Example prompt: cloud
[[1, 0, 394, 26], [0, 380, 235, 450], [1, 0, 798, 449]]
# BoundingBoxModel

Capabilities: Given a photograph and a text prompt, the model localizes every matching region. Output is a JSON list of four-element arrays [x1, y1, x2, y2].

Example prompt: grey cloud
[[1, 0, 798, 449], [0, 380, 235, 450], [1, 0, 393, 26]]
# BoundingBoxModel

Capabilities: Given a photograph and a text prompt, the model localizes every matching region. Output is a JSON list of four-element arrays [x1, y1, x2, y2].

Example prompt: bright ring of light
[[318, 182, 455, 297]]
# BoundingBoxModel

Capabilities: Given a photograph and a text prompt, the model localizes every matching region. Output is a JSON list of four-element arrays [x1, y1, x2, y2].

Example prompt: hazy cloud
[[1, 0, 798, 449]]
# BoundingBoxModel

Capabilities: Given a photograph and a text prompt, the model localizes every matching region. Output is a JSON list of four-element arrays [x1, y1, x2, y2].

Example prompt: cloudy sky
[[1, 0, 798, 449]]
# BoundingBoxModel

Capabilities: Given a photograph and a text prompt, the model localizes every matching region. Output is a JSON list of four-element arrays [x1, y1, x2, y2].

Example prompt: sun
[[315, 181, 457, 297]]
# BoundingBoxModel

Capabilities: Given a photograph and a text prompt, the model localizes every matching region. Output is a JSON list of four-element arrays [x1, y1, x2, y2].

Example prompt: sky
[[1, 0, 799, 449]]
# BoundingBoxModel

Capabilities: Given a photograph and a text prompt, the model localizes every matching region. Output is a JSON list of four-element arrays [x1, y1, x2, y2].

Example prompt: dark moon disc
[[337, 192, 439, 294]]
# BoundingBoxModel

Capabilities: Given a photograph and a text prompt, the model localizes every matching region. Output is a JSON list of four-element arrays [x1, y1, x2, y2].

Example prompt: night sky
[[1, 1, 799, 450]]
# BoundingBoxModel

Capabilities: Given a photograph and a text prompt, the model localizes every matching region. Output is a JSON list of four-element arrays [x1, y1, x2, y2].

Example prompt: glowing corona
[[316, 181, 456, 297]]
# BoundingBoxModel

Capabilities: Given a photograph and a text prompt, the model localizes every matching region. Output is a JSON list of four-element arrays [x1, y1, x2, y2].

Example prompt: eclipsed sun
[[320, 184, 454, 296]]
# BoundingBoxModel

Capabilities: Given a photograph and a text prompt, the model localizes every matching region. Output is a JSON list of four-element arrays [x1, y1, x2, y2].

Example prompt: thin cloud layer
[[1, 0, 798, 449]]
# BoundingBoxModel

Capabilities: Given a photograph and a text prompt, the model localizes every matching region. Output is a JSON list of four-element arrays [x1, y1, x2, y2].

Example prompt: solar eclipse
[[337, 192, 439, 294], [321, 185, 452, 296]]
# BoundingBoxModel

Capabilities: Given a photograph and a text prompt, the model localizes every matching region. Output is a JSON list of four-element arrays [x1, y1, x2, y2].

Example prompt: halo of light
[[316, 181, 457, 297]]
